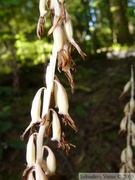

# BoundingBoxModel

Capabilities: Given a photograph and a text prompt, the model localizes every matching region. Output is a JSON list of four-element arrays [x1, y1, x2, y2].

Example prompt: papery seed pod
[[53, 25, 64, 52], [121, 148, 126, 163], [54, 80, 69, 114], [119, 117, 127, 132], [131, 134, 135, 146], [130, 97, 135, 112], [43, 146, 56, 175], [31, 87, 45, 122], [64, 11, 73, 41], [26, 134, 36, 167], [127, 159, 134, 171], [119, 81, 131, 99], [124, 102, 130, 115], [127, 145, 133, 159], [35, 160, 48, 180], [27, 170, 35, 180], [39, 0, 47, 17], [64, 10, 86, 60], [131, 121, 135, 134], [53, 0, 61, 17], [58, 0, 65, 3], [50, 108, 61, 141], [119, 164, 125, 173]]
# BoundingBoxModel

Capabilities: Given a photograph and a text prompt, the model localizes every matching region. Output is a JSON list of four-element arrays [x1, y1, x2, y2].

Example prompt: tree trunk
[[109, 0, 133, 44]]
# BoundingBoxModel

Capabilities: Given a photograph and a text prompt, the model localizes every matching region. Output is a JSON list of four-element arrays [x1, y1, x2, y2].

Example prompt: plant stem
[[36, 45, 57, 160]]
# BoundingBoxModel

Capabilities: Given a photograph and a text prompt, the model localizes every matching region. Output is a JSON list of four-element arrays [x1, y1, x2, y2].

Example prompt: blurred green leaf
[[9, 138, 26, 149], [0, 121, 13, 132], [75, 106, 85, 117], [0, 105, 11, 118]]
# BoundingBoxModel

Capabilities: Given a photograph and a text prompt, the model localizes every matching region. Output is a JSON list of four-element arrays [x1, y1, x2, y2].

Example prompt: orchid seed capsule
[[31, 87, 45, 123], [54, 80, 69, 115], [50, 108, 61, 141], [44, 146, 56, 175], [53, 25, 64, 52], [35, 160, 48, 180], [26, 134, 36, 167], [120, 148, 126, 163], [39, 0, 47, 17]]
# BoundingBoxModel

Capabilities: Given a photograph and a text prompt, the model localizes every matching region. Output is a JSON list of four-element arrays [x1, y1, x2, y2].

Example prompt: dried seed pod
[[127, 159, 134, 171], [124, 102, 130, 115], [53, 0, 61, 17], [54, 79, 69, 114], [53, 24, 64, 52], [35, 160, 48, 180], [119, 81, 131, 99], [119, 164, 125, 173], [130, 97, 135, 112], [64, 10, 86, 60], [131, 134, 135, 146], [27, 170, 35, 180], [43, 146, 56, 175], [131, 121, 135, 135], [120, 148, 126, 163], [31, 87, 45, 122], [127, 145, 133, 159], [26, 134, 36, 167], [119, 117, 127, 132], [50, 108, 61, 141], [39, 0, 47, 17]]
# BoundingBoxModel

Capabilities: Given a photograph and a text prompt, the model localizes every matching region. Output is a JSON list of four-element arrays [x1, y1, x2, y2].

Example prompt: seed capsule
[[53, 24, 64, 52], [26, 134, 36, 167], [31, 87, 45, 122], [50, 109, 61, 141], [35, 160, 48, 180], [39, 0, 47, 17], [54, 80, 69, 115], [44, 146, 56, 175]]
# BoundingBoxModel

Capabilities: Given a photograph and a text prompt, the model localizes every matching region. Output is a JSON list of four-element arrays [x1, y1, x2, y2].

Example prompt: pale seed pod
[[119, 164, 125, 173], [120, 148, 126, 163], [127, 145, 133, 159], [58, 0, 65, 3], [49, 0, 54, 10], [35, 160, 48, 180], [131, 121, 135, 135], [31, 87, 45, 123], [127, 159, 134, 171], [53, 0, 61, 17], [27, 170, 35, 180], [26, 134, 36, 167], [120, 117, 127, 132], [53, 25, 64, 52], [44, 146, 56, 175], [123, 81, 131, 93], [64, 10, 73, 41], [50, 108, 61, 141], [130, 97, 135, 112], [54, 79, 69, 115], [131, 134, 135, 146], [39, 0, 47, 17], [124, 102, 130, 114]]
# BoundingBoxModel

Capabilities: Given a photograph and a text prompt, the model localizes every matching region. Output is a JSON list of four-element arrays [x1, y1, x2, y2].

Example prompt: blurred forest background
[[0, 0, 135, 179]]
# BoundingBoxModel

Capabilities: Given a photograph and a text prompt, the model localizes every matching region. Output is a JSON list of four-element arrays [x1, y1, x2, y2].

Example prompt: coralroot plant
[[119, 66, 135, 173], [21, 0, 86, 179]]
